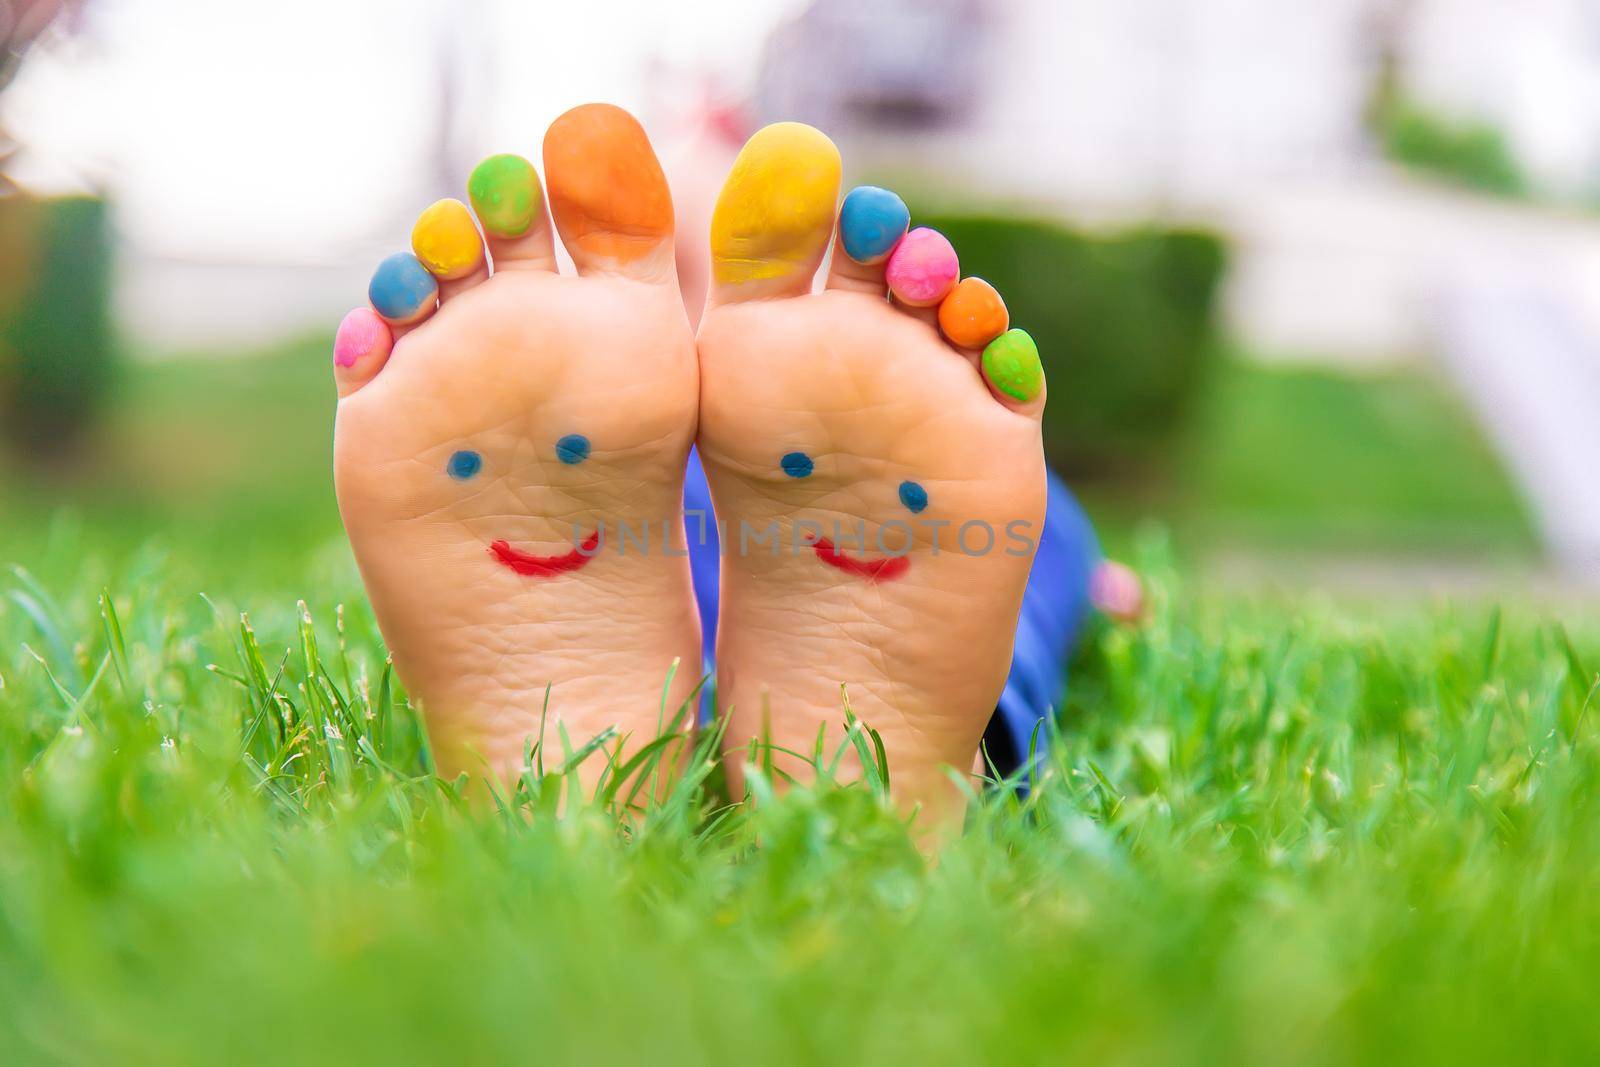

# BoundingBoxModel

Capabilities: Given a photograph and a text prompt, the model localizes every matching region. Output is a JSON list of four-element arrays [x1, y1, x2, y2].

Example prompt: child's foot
[[332, 104, 701, 785], [697, 124, 1048, 833]]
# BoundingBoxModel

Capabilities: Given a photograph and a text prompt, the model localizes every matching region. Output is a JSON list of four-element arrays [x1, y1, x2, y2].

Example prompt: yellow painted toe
[[412, 199, 485, 280], [710, 123, 841, 288]]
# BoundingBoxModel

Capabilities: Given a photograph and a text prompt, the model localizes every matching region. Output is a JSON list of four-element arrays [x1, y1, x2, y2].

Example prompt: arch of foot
[[840, 184, 1045, 406]]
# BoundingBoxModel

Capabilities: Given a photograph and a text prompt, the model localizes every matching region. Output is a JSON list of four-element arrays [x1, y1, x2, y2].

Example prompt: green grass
[[2, 536, 1599, 1064], [1172, 357, 1535, 554], [0, 340, 1573, 1063], [0, 338, 341, 593]]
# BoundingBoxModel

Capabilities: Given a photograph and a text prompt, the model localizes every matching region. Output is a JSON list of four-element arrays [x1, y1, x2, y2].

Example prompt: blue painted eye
[[898, 480, 928, 513], [447, 449, 482, 480], [781, 451, 814, 478], [556, 434, 591, 465]]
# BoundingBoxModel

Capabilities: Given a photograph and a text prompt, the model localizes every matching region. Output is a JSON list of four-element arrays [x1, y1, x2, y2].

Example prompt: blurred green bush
[[1378, 102, 1527, 198], [0, 195, 115, 459], [918, 213, 1227, 477]]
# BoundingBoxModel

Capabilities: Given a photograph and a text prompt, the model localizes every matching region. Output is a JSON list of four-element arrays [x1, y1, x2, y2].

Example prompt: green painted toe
[[468, 154, 542, 238], [981, 329, 1043, 403]]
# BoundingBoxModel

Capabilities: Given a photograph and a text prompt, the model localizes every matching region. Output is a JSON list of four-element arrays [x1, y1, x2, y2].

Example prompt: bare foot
[[696, 124, 1048, 835], [332, 104, 700, 787]]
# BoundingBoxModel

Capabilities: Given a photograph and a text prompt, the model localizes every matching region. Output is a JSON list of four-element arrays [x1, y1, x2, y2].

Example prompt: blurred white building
[[1407, 0, 1600, 198], [761, 0, 1375, 203], [759, 0, 1600, 574], [760, 0, 1600, 207]]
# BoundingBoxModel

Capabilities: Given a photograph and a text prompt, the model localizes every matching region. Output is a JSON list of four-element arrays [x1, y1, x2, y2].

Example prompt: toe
[[938, 277, 1009, 350], [980, 327, 1046, 415], [332, 307, 393, 396], [468, 152, 558, 272], [709, 122, 841, 304], [368, 251, 438, 329], [824, 185, 909, 295], [542, 103, 674, 281], [411, 198, 488, 299], [885, 227, 959, 309]]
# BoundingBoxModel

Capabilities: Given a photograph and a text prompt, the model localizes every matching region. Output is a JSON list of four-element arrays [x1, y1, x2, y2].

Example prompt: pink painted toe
[[885, 228, 959, 307], [334, 307, 389, 368], [333, 307, 394, 396]]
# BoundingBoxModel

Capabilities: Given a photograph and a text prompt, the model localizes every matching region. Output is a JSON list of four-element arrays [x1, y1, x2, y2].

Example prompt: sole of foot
[[332, 104, 701, 792], [696, 123, 1048, 838]]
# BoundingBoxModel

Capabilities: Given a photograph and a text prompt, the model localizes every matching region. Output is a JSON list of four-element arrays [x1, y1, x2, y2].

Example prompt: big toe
[[709, 122, 842, 304], [542, 103, 675, 282]]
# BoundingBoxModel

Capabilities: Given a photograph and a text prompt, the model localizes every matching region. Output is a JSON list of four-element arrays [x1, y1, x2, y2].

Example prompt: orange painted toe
[[542, 103, 673, 275], [938, 277, 1009, 349]]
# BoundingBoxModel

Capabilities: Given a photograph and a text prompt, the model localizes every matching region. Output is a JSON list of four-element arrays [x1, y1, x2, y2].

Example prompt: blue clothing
[[682, 449, 1099, 775]]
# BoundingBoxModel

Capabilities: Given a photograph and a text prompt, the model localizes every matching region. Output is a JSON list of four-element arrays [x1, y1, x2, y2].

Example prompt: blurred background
[[3, 0, 1598, 599]]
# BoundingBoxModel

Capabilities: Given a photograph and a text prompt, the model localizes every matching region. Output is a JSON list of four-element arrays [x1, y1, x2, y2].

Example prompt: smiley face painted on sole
[[441, 436, 604, 578], [775, 450, 932, 583]]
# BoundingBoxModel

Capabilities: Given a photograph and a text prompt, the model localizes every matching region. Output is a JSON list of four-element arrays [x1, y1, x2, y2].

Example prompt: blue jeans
[[682, 450, 1099, 775]]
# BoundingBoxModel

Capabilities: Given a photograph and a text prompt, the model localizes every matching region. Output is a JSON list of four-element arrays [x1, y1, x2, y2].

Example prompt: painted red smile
[[808, 536, 911, 583], [489, 530, 601, 577]]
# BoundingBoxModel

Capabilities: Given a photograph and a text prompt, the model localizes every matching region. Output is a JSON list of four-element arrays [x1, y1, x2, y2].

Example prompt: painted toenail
[[447, 449, 482, 480], [468, 154, 542, 237], [412, 199, 484, 279], [885, 228, 959, 306], [898, 480, 929, 514], [333, 307, 385, 367], [711, 123, 842, 284], [938, 277, 1009, 349], [369, 252, 438, 322], [780, 451, 814, 478], [982, 328, 1044, 403], [544, 104, 674, 265], [556, 434, 591, 465], [839, 186, 909, 262]]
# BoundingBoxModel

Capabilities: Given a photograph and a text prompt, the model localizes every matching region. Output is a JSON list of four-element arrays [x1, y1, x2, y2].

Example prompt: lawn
[[0, 341, 1588, 1065], [1175, 355, 1536, 553]]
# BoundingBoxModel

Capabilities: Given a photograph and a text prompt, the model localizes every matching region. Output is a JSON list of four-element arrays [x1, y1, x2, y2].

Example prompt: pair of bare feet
[[332, 105, 1047, 834]]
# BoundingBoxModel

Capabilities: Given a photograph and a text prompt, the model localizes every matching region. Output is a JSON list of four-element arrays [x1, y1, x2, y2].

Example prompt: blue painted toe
[[368, 252, 438, 322], [839, 186, 910, 263]]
